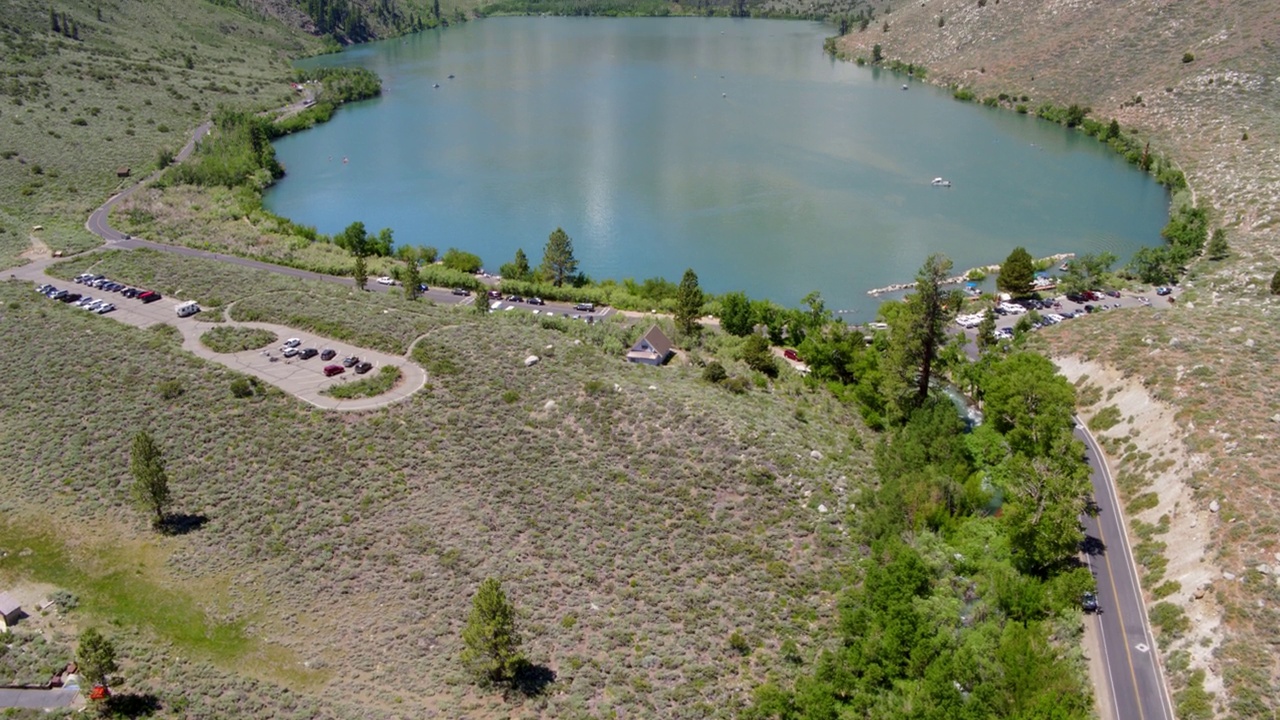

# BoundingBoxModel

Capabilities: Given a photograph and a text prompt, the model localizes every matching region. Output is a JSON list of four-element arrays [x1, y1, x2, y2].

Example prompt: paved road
[[1077, 422, 1176, 720]]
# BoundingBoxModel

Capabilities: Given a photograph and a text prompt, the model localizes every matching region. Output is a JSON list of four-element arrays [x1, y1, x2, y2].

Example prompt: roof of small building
[[0, 591, 21, 616], [634, 325, 672, 357]]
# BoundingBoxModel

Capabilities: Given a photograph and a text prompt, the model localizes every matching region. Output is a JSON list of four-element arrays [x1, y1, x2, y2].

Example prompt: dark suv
[[1082, 591, 1099, 613], [298, 348, 319, 360]]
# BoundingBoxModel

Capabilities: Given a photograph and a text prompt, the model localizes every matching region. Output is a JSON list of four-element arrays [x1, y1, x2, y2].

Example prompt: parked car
[[487, 289, 501, 299], [36, 284, 54, 294], [49, 289, 67, 300], [323, 364, 345, 377], [342, 355, 359, 367], [138, 291, 162, 303], [96, 303, 116, 314], [453, 288, 470, 296], [574, 302, 595, 312], [283, 338, 302, 348], [417, 284, 430, 293], [1082, 591, 1099, 613], [506, 295, 524, 303], [1104, 289, 1121, 298], [783, 349, 800, 361], [281, 346, 299, 357], [320, 349, 336, 361], [1155, 286, 1172, 296], [376, 276, 398, 286], [121, 288, 140, 299], [354, 361, 373, 374], [298, 348, 319, 360], [528, 297, 545, 306], [61, 292, 82, 303]]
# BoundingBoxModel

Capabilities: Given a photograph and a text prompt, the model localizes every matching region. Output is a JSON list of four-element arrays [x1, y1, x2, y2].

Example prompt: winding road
[[1077, 421, 1176, 720]]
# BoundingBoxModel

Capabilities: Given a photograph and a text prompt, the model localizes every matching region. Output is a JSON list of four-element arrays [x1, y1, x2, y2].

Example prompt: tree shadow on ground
[[103, 693, 161, 718], [511, 662, 556, 698], [1080, 535, 1106, 557], [160, 512, 209, 536]]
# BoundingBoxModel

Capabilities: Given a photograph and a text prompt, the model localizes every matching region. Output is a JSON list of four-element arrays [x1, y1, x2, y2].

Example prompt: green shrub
[[1181, 52, 1195, 63], [722, 377, 750, 394], [156, 379, 184, 400], [727, 631, 751, 656], [229, 377, 255, 398], [442, 248, 483, 274], [1152, 580, 1181, 599], [1127, 492, 1159, 514], [1088, 404, 1122, 432], [1270, 269, 1280, 295], [702, 361, 728, 384], [1149, 602, 1190, 637]]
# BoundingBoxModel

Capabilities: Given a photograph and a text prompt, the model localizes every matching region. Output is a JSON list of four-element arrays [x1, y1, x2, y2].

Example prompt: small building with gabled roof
[[0, 591, 22, 630], [626, 325, 673, 366]]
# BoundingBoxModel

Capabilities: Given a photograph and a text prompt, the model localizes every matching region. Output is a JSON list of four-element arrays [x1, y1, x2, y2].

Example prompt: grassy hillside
[[0, 0, 326, 265], [1, 256, 871, 717]]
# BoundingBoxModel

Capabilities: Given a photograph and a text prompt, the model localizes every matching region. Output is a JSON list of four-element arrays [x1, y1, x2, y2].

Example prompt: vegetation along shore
[[1, 0, 1277, 718]]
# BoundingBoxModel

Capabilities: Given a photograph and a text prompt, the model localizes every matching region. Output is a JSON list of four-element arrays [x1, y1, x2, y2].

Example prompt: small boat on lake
[[902, 84, 908, 90], [931, 177, 952, 187]]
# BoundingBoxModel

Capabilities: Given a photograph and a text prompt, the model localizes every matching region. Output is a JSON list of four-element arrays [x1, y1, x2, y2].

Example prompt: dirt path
[[21, 235, 51, 261]]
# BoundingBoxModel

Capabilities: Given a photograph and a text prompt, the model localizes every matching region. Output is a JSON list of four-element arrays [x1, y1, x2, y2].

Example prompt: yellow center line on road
[[1094, 508, 1145, 720]]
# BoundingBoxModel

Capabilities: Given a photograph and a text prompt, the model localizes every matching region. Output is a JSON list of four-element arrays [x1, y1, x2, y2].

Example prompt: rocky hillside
[[838, 0, 1279, 259], [239, 0, 435, 41]]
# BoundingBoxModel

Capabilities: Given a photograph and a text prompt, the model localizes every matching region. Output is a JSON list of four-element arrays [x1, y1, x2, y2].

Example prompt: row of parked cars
[[36, 283, 117, 314], [278, 338, 373, 376]]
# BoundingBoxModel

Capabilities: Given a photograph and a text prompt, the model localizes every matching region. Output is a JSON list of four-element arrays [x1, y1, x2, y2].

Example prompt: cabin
[[0, 591, 22, 630], [626, 325, 673, 366]]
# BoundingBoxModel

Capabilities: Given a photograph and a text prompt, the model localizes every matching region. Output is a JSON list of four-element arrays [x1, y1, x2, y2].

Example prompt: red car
[[783, 349, 800, 362], [323, 365, 345, 377]]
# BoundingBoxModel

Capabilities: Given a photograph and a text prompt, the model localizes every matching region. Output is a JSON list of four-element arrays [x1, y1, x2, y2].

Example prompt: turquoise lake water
[[264, 17, 1169, 318]]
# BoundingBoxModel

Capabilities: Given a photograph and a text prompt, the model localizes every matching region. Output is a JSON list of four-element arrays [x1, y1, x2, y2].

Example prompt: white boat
[[902, 84, 909, 90], [931, 177, 952, 187]]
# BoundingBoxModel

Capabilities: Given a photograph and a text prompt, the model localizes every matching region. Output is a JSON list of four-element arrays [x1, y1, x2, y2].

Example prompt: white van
[[176, 300, 201, 318]]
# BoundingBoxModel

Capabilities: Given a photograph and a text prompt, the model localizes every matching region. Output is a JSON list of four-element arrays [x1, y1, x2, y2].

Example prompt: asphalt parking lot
[[14, 262, 425, 411]]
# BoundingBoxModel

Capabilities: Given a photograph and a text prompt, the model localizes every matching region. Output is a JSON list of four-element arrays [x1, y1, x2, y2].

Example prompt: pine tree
[[719, 291, 754, 337], [460, 578, 525, 687], [131, 431, 171, 529], [997, 246, 1035, 297], [404, 258, 420, 300], [353, 254, 368, 291], [539, 228, 579, 287], [1205, 228, 1229, 261], [51, 7, 60, 33], [77, 628, 118, 688], [674, 268, 704, 336]]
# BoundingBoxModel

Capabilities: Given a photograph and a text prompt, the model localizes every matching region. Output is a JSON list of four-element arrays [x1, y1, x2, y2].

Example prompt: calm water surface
[[265, 17, 1169, 317]]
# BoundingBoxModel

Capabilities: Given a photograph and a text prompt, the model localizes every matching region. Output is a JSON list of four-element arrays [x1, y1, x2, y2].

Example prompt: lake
[[264, 17, 1169, 318]]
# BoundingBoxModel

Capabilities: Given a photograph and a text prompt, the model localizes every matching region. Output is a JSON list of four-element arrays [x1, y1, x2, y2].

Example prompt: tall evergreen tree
[[353, 254, 368, 291], [77, 628, 118, 688], [1205, 228, 1229, 261], [539, 228, 578, 287], [460, 578, 525, 687], [883, 254, 963, 421], [403, 257, 420, 300], [997, 246, 1035, 297], [674, 268, 704, 336], [130, 430, 171, 529]]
